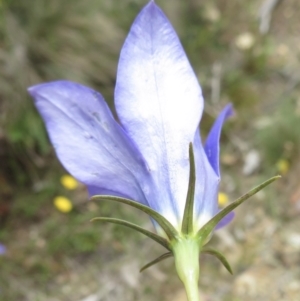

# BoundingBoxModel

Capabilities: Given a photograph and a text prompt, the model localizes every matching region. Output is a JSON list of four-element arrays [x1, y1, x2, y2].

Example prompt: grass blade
[[202, 248, 233, 274], [91, 217, 171, 250], [140, 252, 173, 272], [91, 195, 178, 240], [197, 175, 280, 243]]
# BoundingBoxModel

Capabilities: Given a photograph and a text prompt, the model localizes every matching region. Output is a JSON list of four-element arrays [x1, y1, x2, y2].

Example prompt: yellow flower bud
[[60, 175, 78, 190], [53, 196, 73, 213], [218, 192, 229, 207]]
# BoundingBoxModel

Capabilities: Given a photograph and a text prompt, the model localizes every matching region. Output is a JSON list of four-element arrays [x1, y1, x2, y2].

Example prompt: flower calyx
[[91, 143, 280, 274]]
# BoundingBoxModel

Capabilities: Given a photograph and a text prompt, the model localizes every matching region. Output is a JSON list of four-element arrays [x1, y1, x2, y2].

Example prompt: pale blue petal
[[114, 1, 204, 224], [28, 80, 151, 204]]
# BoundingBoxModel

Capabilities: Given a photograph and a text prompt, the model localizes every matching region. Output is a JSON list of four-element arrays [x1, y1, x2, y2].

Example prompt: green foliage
[[256, 98, 300, 168], [223, 70, 259, 111], [46, 215, 100, 255], [0, 0, 127, 186]]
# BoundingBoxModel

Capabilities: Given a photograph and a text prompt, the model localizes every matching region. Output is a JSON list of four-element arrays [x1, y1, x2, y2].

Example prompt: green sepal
[[181, 143, 196, 235], [91, 195, 178, 240], [140, 252, 173, 272], [202, 248, 233, 274], [91, 217, 171, 251], [197, 175, 280, 244]]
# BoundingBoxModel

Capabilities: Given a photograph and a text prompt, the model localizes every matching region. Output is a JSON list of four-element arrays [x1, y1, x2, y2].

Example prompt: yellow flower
[[218, 192, 229, 207], [54, 196, 73, 213], [60, 175, 78, 190], [276, 159, 289, 175]]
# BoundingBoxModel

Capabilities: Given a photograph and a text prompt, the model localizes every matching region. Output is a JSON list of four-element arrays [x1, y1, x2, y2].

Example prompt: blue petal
[[204, 104, 234, 177], [193, 130, 235, 230], [28, 80, 151, 204], [194, 104, 234, 230], [215, 212, 235, 230], [114, 1, 204, 225], [193, 130, 220, 228]]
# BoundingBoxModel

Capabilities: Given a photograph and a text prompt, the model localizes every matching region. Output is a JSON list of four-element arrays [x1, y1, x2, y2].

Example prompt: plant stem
[[182, 278, 200, 301], [172, 237, 201, 301]]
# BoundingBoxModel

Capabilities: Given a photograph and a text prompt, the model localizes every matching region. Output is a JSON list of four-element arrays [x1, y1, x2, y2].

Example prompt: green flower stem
[[172, 237, 201, 301]]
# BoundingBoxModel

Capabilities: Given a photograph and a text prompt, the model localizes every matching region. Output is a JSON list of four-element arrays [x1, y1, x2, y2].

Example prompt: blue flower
[[28, 2, 280, 299], [28, 1, 233, 234]]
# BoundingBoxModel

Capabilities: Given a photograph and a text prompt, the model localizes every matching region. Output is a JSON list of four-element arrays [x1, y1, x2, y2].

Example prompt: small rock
[[235, 32, 255, 50], [242, 150, 261, 175]]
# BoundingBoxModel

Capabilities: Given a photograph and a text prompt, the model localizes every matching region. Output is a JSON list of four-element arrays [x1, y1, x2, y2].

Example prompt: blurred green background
[[1, 0, 300, 300]]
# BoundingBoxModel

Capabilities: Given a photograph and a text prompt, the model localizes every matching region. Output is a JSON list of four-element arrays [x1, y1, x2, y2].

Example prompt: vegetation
[[0, 0, 299, 300]]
